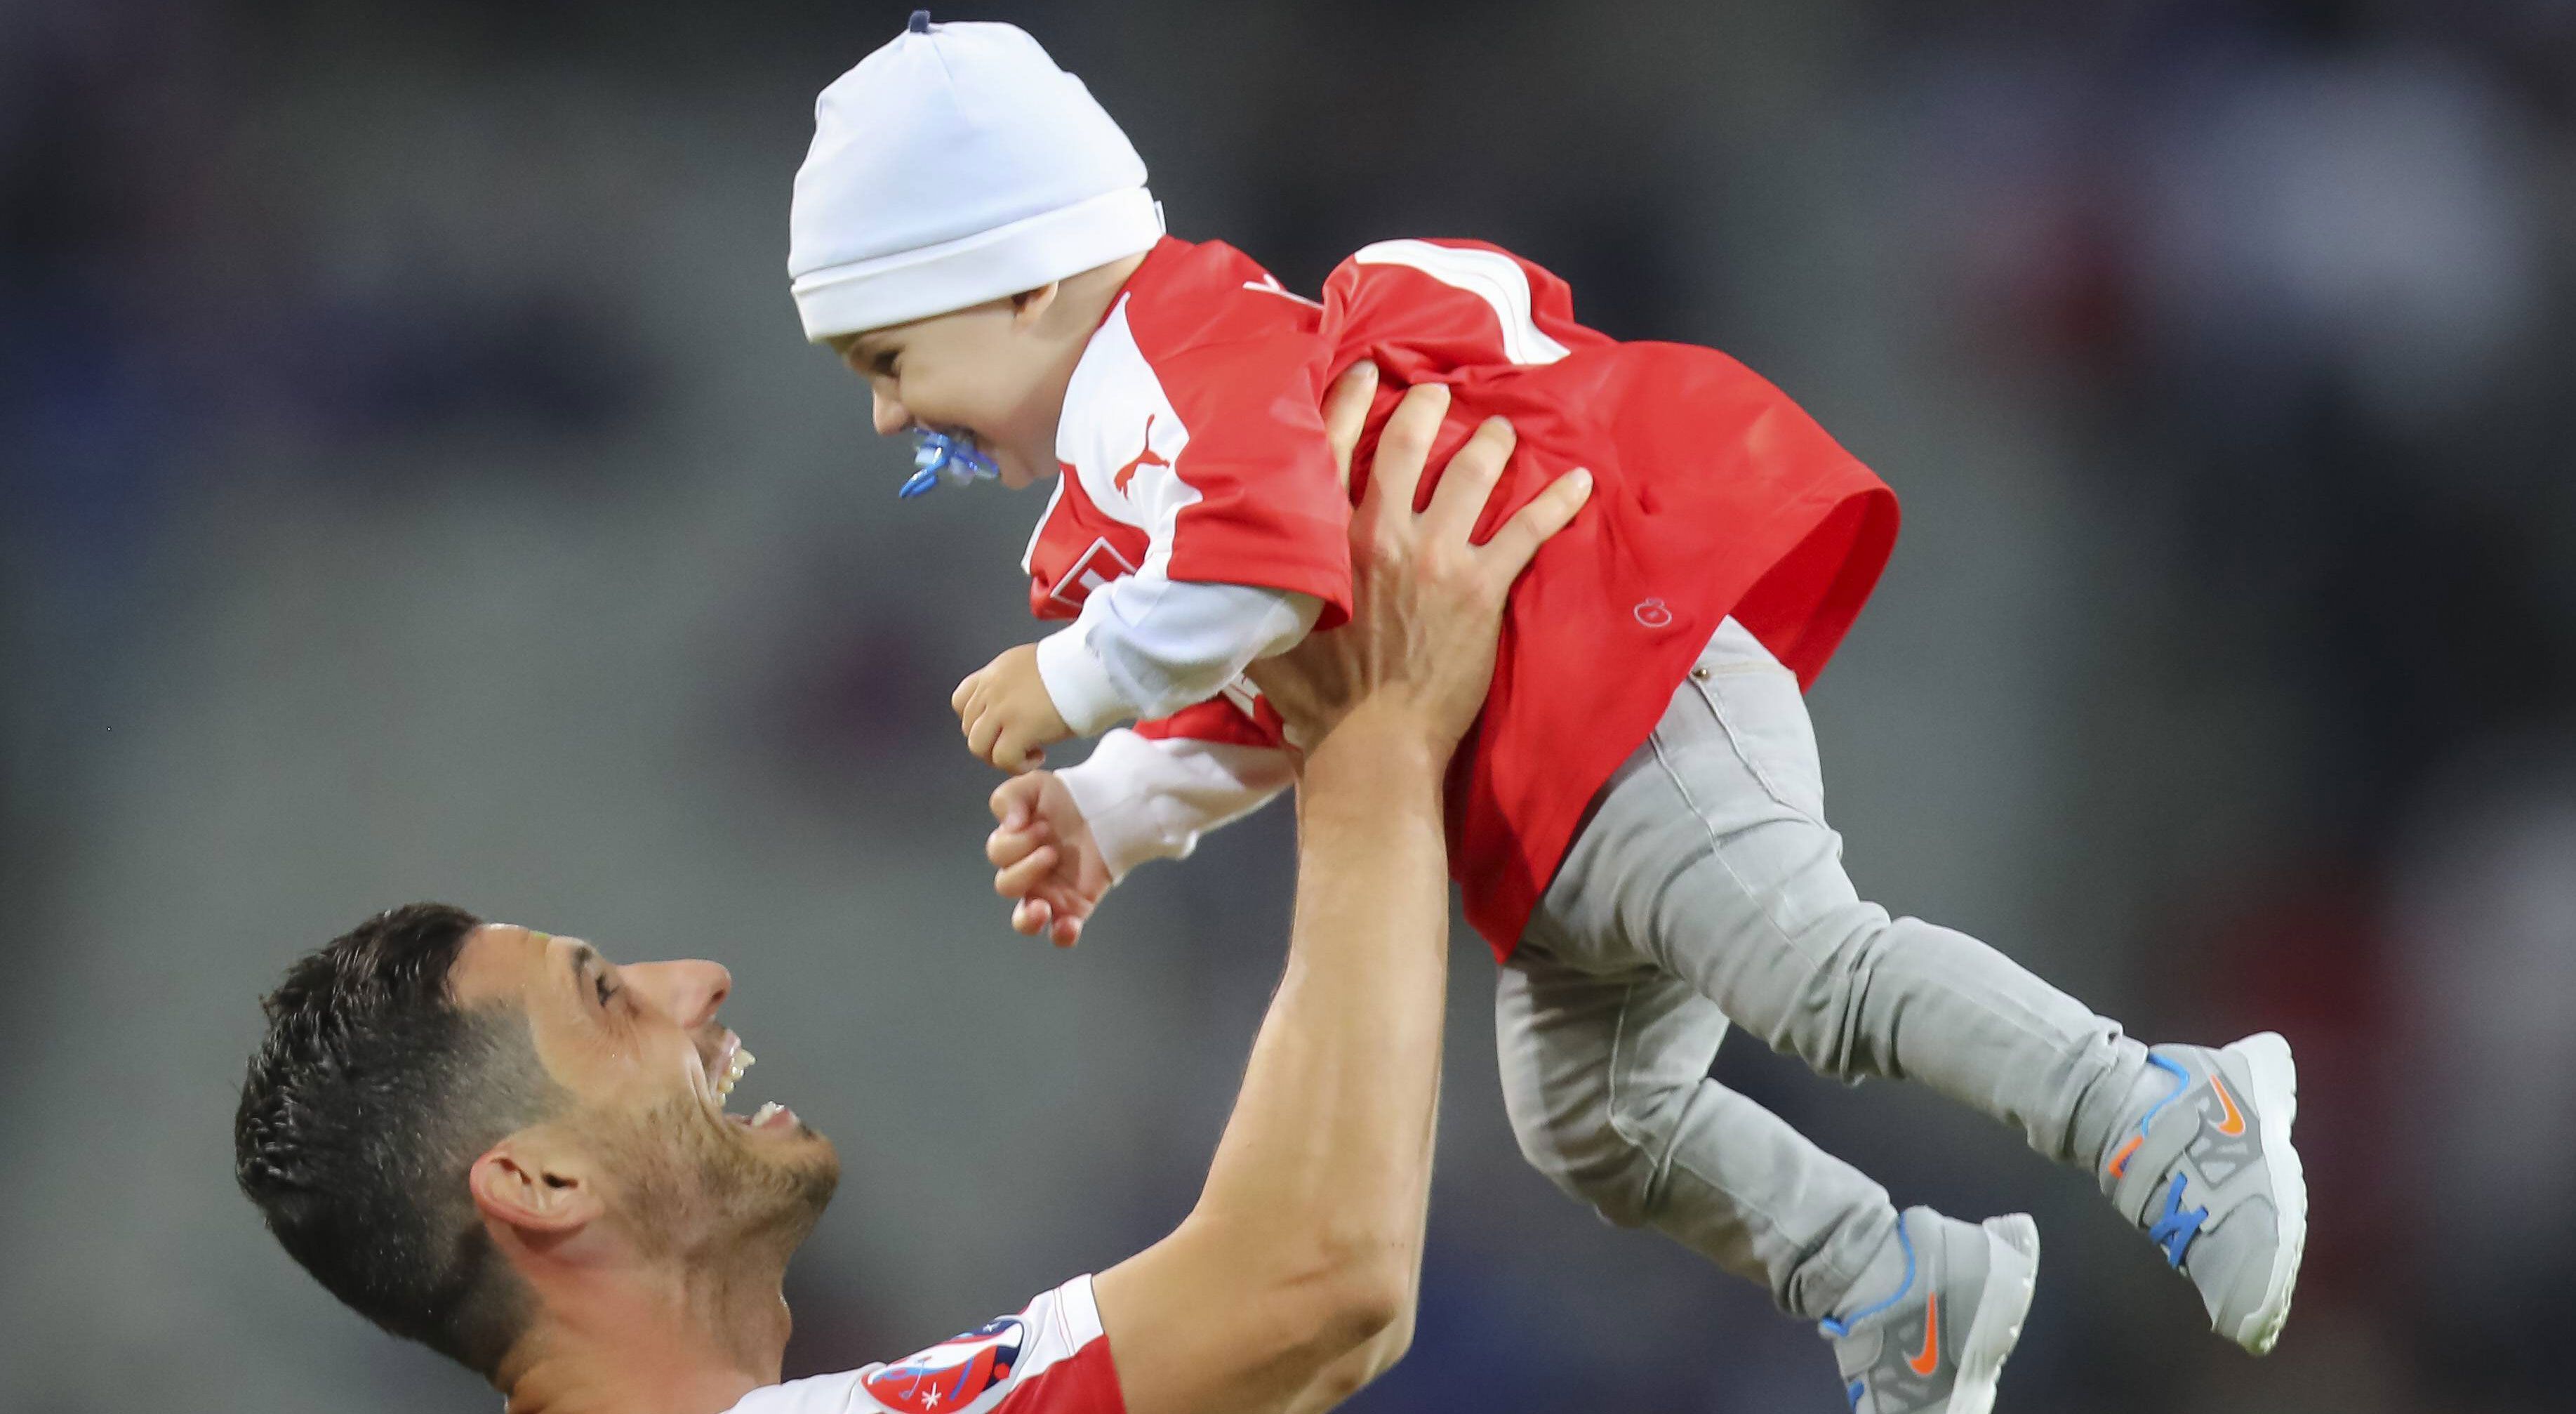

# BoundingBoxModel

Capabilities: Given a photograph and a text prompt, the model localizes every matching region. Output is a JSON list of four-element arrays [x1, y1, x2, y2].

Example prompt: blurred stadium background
[[6, 1, 2573, 1410]]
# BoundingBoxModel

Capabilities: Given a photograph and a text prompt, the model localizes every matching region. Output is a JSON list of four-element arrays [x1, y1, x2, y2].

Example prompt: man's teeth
[[715, 1046, 755, 1102], [750, 1102, 785, 1126]]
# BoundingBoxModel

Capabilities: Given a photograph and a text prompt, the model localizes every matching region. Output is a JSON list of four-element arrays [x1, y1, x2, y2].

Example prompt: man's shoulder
[[725, 1275, 1120, 1414]]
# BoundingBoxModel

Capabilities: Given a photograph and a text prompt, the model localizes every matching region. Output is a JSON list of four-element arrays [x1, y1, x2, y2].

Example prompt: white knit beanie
[[788, 12, 1164, 342]]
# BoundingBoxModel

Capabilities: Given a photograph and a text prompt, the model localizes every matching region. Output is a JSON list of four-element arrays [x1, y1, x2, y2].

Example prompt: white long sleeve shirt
[[1054, 727, 1294, 880], [1034, 576, 1321, 736]]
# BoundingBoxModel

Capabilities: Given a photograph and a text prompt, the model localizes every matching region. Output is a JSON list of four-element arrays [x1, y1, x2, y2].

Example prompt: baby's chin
[[997, 455, 1055, 490]]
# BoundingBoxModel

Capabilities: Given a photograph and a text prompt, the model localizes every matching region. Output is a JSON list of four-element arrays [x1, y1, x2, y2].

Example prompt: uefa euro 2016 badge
[[862, 1315, 1025, 1411], [901, 427, 1002, 498]]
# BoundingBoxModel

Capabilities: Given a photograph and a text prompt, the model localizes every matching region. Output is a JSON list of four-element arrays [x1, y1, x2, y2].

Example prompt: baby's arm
[[960, 338, 1357, 772], [987, 727, 1294, 946], [1039, 577, 1323, 736], [957, 575, 1320, 772], [1064, 727, 1296, 873]]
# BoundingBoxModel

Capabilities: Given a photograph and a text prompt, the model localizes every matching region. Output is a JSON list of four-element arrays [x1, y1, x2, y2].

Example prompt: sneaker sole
[[2225, 1031, 2306, 1356], [1949, 1214, 2040, 1414]]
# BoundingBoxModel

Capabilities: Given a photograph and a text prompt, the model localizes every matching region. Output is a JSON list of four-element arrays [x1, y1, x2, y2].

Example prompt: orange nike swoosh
[[2210, 1073, 2246, 1137], [1908, 1294, 1941, 1376]]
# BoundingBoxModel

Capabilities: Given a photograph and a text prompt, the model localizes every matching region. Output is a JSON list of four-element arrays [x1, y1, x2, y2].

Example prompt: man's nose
[[872, 388, 910, 437], [628, 960, 733, 1029]]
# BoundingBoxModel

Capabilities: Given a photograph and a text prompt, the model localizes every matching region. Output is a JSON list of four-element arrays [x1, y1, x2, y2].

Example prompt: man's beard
[[595, 1094, 840, 1264]]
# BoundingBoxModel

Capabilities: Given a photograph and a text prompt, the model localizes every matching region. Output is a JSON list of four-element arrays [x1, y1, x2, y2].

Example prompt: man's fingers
[[1361, 382, 1449, 523], [1320, 359, 1378, 490], [1479, 467, 1593, 582], [1051, 913, 1083, 948], [1012, 897, 1051, 936], [950, 674, 978, 715], [1422, 416, 1516, 541]]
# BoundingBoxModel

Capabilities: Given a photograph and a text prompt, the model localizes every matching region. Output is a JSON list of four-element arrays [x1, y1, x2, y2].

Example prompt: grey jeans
[[1496, 619, 2151, 1321]]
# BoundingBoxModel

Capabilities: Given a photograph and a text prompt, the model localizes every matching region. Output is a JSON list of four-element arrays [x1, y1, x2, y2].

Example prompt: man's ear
[[470, 1132, 604, 1238], [1009, 280, 1061, 329]]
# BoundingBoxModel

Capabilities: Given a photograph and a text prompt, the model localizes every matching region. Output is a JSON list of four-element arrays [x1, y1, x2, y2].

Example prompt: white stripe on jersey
[[1240, 274, 1324, 310], [1051, 293, 1200, 586], [1350, 239, 1572, 366]]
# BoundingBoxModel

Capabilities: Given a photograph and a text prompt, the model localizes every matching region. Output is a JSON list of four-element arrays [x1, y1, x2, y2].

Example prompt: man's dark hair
[[235, 902, 563, 1378]]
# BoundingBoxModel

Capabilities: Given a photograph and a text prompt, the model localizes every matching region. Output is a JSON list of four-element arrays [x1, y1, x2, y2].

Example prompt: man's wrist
[[1298, 704, 1449, 797]]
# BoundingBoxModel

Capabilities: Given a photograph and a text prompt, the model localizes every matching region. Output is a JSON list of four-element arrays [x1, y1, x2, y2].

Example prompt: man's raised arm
[[1088, 371, 1592, 1414]]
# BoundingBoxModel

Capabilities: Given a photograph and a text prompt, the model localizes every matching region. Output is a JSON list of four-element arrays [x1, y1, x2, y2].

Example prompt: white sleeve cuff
[[1083, 581, 1320, 723], [1035, 623, 1138, 738], [1057, 729, 1294, 880]]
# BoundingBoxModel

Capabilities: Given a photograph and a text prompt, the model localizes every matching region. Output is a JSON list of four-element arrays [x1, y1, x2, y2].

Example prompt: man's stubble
[[595, 1095, 841, 1266]]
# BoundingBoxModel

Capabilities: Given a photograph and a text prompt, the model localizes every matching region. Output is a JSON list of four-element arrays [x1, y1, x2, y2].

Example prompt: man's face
[[837, 299, 1063, 490], [451, 924, 838, 1256]]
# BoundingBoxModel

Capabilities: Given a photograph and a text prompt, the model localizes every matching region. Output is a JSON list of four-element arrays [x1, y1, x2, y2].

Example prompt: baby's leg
[[1494, 942, 1901, 1321], [1549, 619, 2160, 1173]]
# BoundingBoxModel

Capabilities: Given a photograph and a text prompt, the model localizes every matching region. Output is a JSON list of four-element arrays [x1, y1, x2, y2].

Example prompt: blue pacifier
[[900, 428, 1002, 498]]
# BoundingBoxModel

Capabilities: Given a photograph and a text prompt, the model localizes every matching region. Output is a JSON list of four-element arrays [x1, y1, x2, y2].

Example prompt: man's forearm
[[1192, 706, 1450, 1269], [1277, 1055, 1438, 1414], [1093, 708, 1452, 1414]]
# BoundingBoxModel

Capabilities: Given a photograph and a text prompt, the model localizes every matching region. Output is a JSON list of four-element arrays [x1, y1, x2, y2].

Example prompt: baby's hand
[[986, 772, 1114, 948], [952, 643, 1073, 773]]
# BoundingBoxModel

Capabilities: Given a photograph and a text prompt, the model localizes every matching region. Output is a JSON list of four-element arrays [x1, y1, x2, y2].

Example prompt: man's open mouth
[[706, 1033, 795, 1131]]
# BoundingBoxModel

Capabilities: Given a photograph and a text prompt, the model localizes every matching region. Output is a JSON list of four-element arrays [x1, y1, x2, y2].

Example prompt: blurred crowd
[[4, 2, 2571, 1411]]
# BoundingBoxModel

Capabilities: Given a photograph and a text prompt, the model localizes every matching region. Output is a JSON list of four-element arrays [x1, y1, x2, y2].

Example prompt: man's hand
[[986, 772, 1113, 948], [952, 642, 1074, 773], [1249, 379, 1592, 756]]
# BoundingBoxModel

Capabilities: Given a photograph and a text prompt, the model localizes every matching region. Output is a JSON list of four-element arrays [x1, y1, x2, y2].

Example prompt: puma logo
[[1114, 415, 1168, 496]]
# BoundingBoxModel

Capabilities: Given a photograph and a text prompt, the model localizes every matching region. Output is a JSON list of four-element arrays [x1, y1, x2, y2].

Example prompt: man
[[232, 374, 1592, 1414]]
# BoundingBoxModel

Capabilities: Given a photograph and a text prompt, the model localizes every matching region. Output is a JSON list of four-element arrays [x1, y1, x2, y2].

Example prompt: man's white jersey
[[726, 1275, 1122, 1414]]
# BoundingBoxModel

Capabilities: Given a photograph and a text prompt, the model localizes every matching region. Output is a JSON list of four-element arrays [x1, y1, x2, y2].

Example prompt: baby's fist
[[952, 643, 1073, 774], [987, 771, 1114, 948]]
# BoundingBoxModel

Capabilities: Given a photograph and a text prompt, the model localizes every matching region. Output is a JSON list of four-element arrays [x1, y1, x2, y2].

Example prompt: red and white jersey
[[727, 1275, 1122, 1414], [1028, 234, 1899, 954]]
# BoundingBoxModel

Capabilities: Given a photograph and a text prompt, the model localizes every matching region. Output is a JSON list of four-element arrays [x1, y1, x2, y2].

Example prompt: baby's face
[[836, 300, 1062, 490]]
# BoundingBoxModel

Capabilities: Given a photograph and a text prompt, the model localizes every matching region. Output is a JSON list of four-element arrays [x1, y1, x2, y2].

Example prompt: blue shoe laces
[[2147, 1171, 2208, 1267], [900, 428, 1000, 498]]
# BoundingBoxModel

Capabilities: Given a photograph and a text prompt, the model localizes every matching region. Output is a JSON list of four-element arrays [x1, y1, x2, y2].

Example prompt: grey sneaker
[[2101, 1031, 2307, 1354], [1821, 1208, 2040, 1414]]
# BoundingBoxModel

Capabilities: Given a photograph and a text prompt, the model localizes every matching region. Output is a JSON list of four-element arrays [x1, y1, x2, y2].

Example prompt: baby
[[789, 16, 2305, 1412]]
